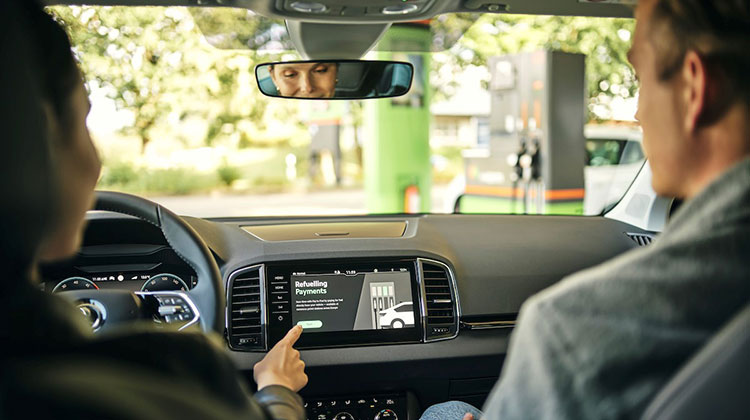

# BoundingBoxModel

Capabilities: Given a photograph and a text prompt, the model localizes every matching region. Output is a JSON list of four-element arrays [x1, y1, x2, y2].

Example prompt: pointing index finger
[[283, 324, 303, 345]]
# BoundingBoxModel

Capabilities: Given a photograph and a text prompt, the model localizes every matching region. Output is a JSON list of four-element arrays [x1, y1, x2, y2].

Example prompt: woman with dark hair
[[0, 1, 307, 418]]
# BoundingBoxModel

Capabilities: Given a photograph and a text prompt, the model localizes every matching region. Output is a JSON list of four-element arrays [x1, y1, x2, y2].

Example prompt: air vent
[[626, 232, 655, 247], [419, 259, 459, 342], [226, 265, 265, 351]]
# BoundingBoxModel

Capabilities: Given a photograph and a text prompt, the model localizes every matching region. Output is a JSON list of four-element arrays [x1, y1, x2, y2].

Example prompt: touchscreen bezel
[[266, 259, 423, 349]]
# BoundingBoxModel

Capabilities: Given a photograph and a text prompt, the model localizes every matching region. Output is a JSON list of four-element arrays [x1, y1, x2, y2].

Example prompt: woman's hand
[[253, 325, 308, 392]]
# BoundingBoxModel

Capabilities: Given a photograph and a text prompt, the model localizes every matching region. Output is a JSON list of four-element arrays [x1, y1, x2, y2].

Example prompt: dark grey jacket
[[483, 159, 750, 419]]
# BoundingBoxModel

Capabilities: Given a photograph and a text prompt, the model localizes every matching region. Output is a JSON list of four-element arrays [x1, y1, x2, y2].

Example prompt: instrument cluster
[[50, 272, 193, 294]]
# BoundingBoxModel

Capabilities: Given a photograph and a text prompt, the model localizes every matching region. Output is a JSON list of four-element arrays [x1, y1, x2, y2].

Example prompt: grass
[[97, 147, 306, 196], [458, 195, 584, 215]]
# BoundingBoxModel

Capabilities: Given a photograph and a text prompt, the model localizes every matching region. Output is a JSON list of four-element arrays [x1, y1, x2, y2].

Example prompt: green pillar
[[364, 25, 431, 214]]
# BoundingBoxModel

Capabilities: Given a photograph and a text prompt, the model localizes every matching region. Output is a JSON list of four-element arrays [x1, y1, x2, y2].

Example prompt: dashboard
[[41, 212, 648, 419]]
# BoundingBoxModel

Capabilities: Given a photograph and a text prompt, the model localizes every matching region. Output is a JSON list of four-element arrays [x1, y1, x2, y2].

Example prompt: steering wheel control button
[[76, 301, 106, 331], [333, 413, 355, 420], [140, 292, 199, 330], [382, 4, 419, 15], [157, 305, 183, 316], [289, 1, 328, 13]]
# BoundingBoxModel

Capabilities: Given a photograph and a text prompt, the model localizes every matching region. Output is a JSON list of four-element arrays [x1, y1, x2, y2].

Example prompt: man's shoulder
[[532, 213, 750, 322], [525, 244, 656, 318]]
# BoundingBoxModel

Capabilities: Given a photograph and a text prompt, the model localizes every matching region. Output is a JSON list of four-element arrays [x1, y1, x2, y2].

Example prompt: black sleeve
[[25, 330, 308, 420], [1, 284, 307, 419], [1, 348, 306, 420], [255, 385, 307, 420]]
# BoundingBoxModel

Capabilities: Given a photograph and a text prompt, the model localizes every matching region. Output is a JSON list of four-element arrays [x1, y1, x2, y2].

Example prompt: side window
[[586, 139, 624, 166], [620, 140, 645, 164], [396, 303, 413, 312]]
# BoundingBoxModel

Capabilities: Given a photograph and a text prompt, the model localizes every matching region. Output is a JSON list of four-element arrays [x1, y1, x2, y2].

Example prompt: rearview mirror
[[255, 60, 413, 100]]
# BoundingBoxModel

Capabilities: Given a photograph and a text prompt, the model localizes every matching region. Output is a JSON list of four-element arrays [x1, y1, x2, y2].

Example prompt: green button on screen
[[297, 320, 323, 329]]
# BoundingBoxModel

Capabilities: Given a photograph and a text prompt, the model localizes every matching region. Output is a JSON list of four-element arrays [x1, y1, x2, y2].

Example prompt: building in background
[[430, 87, 490, 148]]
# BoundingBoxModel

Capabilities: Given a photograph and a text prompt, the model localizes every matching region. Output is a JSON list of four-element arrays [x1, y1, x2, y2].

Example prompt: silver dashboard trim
[[460, 320, 516, 330], [416, 257, 461, 343], [225, 264, 267, 351]]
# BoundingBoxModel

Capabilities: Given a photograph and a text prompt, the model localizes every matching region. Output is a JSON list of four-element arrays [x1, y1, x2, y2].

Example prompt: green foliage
[[188, 8, 294, 51], [48, 6, 301, 153], [137, 168, 215, 195], [217, 162, 242, 187], [97, 161, 215, 195], [431, 146, 465, 183], [586, 139, 625, 166], [430, 14, 636, 120], [100, 161, 138, 186]]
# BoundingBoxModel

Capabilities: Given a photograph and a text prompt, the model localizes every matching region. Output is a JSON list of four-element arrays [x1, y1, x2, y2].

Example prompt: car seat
[[374, 63, 411, 96], [640, 302, 750, 420]]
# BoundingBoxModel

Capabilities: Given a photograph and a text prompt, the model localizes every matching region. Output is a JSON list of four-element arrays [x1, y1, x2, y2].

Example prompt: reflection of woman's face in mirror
[[269, 62, 338, 98]]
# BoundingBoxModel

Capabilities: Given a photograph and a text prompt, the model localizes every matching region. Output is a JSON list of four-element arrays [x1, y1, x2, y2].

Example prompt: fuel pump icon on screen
[[370, 282, 414, 329]]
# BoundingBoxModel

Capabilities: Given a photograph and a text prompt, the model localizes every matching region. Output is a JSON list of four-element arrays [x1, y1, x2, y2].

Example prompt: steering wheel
[[59, 191, 224, 334]]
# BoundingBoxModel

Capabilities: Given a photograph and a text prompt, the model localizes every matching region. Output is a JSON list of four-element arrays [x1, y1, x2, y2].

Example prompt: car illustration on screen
[[379, 302, 415, 329]]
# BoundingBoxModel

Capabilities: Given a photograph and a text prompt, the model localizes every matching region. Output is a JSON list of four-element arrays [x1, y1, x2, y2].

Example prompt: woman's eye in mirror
[[282, 71, 297, 78]]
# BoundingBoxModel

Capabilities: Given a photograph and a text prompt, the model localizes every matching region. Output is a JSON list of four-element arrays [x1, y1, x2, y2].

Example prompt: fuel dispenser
[[460, 51, 587, 215]]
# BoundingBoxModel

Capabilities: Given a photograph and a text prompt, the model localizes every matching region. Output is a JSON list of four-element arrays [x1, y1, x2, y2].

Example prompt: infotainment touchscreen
[[291, 269, 414, 332], [265, 260, 422, 349]]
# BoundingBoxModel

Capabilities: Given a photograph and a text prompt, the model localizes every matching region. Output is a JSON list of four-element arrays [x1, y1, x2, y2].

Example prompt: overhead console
[[226, 258, 459, 352], [274, 0, 442, 22], [258, 0, 633, 23]]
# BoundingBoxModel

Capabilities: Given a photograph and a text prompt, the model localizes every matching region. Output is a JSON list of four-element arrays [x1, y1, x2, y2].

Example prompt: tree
[[50, 5, 635, 157], [50, 6, 304, 153], [428, 13, 636, 120]]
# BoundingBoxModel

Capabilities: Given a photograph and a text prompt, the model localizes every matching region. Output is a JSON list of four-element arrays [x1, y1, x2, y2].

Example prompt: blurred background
[[50, 6, 641, 217]]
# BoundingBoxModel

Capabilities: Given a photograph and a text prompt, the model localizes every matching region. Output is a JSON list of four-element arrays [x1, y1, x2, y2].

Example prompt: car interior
[[35, 0, 750, 419]]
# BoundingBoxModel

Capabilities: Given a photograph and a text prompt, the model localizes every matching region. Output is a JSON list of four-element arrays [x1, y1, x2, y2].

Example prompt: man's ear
[[681, 50, 707, 134]]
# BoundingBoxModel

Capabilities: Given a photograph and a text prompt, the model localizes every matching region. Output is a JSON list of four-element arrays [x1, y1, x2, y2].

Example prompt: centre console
[[304, 392, 415, 420], [226, 258, 459, 351], [226, 259, 458, 420]]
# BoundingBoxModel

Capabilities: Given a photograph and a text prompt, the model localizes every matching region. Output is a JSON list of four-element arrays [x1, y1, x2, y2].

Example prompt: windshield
[[50, 6, 641, 218]]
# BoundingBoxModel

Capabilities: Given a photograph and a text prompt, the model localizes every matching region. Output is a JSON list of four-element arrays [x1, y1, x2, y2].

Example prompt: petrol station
[[306, 24, 588, 216], [459, 51, 587, 215]]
